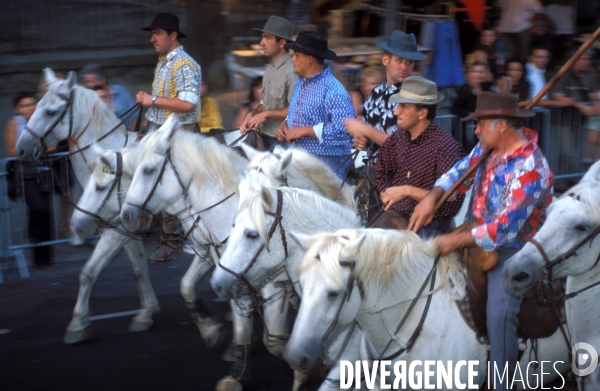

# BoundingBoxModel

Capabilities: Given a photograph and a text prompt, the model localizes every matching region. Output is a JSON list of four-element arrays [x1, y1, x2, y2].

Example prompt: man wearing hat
[[345, 30, 426, 150], [277, 31, 355, 179], [137, 12, 202, 262], [136, 12, 201, 134], [240, 16, 297, 149], [372, 76, 465, 238], [409, 92, 554, 390]]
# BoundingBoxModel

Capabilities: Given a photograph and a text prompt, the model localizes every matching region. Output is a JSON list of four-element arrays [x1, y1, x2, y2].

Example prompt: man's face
[[531, 49, 549, 70], [150, 29, 177, 56], [393, 103, 422, 131], [468, 65, 487, 84], [474, 119, 501, 149], [82, 74, 105, 89], [260, 33, 284, 58], [382, 54, 415, 84], [573, 55, 592, 74], [291, 51, 310, 77]]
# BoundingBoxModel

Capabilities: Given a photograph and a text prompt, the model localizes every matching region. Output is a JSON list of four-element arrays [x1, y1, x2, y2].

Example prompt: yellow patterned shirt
[[146, 46, 201, 125]]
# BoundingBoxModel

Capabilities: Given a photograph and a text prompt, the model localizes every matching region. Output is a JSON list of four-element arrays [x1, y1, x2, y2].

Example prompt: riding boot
[[149, 213, 183, 263], [228, 344, 252, 382]]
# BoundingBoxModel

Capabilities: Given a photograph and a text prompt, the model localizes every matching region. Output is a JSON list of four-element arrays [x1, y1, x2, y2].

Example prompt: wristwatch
[[151, 95, 158, 106]]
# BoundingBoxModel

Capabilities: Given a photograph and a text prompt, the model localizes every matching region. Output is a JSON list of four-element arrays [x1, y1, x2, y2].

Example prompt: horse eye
[[575, 225, 588, 232], [143, 167, 155, 175], [245, 231, 259, 239], [328, 290, 340, 298], [46, 109, 56, 116], [96, 185, 107, 191]]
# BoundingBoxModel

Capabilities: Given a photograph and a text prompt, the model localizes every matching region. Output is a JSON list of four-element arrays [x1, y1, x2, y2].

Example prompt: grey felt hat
[[376, 30, 426, 61], [389, 76, 444, 105], [254, 15, 295, 41]]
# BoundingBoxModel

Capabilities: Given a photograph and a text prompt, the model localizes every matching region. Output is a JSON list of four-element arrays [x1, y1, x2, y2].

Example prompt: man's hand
[[353, 136, 368, 150], [380, 186, 410, 211], [285, 126, 307, 142], [239, 111, 255, 134], [408, 187, 444, 232], [245, 112, 268, 132], [435, 234, 461, 255], [276, 122, 288, 142], [345, 119, 369, 138], [136, 91, 153, 108]]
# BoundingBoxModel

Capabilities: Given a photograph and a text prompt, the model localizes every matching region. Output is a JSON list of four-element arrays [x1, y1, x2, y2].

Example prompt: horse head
[[282, 229, 365, 373], [504, 163, 600, 295]]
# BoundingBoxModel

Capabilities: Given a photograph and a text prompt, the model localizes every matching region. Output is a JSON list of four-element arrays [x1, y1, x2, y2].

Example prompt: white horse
[[287, 228, 571, 390], [118, 121, 359, 391], [14, 69, 158, 343], [209, 181, 364, 391], [504, 162, 600, 390]]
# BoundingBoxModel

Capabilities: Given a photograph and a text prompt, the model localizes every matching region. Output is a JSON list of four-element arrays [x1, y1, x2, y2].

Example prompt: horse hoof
[[128, 319, 153, 332], [198, 319, 222, 348], [63, 327, 92, 344], [215, 377, 242, 391]]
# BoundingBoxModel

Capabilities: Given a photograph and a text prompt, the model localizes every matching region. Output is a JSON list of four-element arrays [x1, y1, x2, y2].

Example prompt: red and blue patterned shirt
[[435, 128, 554, 252]]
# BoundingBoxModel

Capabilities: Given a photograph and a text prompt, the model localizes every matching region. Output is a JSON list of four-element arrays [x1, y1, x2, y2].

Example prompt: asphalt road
[[0, 240, 322, 391]]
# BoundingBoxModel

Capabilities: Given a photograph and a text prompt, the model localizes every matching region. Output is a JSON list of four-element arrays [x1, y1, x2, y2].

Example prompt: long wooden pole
[[434, 26, 600, 211]]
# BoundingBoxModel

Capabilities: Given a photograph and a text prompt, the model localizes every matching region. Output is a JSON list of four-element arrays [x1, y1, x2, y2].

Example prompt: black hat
[[143, 12, 186, 38], [284, 31, 337, 60]]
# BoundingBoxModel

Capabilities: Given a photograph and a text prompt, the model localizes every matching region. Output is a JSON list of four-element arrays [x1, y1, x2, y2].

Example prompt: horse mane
[[46, 81, 126, 138], [239, 184, 360, 248], [561, 180, 600, 222], [298, 228, 465, 297], [246, 148, 355, 209]]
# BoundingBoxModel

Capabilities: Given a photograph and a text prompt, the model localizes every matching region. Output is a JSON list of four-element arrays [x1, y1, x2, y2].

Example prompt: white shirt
[[526, 62, 548, 100], [498, 0, 543, 33]]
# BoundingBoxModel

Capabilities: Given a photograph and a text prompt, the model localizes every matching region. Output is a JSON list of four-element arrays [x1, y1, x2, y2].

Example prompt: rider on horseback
[[410, 92, 555, 390]]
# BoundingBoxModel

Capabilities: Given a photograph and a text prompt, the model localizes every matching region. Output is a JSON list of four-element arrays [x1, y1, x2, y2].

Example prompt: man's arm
[[381, 186, 429, 211], [344, 120, 390, 149], [136, 91, 195, 112], [245, 106, 289, 132], [285, 125, 316, 142]]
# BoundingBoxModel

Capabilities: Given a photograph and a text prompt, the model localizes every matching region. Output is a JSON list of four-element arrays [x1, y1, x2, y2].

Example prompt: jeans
[[317, 154, 353, 181]]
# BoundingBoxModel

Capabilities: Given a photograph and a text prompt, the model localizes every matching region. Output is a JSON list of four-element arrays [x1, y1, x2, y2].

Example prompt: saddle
[[456, 246, 566, 341]]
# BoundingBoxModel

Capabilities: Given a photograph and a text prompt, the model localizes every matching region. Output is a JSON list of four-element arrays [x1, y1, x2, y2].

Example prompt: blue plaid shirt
[[287, 66, 355, 156]]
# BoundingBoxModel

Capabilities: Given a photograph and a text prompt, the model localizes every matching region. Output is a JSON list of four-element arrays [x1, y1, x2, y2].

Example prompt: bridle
[[216, 189, 289, 289], [24, 89, 75, 154]]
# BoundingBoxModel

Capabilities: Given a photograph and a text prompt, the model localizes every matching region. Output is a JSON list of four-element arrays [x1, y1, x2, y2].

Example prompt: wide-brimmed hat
[[462, 92, 535, 121], [284, 31, 337, 60], [254, 15, 294, 42], [143, 12, 186, 38], [389, 76, 444, 105], [376, 30, 426, 61]]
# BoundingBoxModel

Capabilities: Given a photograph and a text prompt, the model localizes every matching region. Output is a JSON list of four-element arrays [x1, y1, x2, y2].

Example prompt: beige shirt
[[260, 52, 297, 137]]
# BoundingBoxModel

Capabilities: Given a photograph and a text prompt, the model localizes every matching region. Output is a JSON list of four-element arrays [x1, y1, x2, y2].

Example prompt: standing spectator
[[349, 67, 384, 120], [233, 77, 262, 129], [552, 49, 600, 162], [545, 0, 575, 63], [277, 31, 355, 179], [471, 24, 506, 81], [137, 12, 202, 262], [497, 0, 543, 62], [4, 92, 54, 268], [524, 46, 561, 106], [497, 59, 530, 104], [529, 13, 555, 55], [240, 15, 297, 150], [199, 81, 224, 132], [452, 61, 492, 118], [344, 30, 426, 150], [92, 85, 111, 107], [81, 64, 136, 120]]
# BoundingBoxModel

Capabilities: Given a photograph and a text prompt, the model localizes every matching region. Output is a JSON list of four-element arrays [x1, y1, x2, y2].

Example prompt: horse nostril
[[215, 284, 222, 293], [512, 272, 530, 283], [299, 356, 309, 369]]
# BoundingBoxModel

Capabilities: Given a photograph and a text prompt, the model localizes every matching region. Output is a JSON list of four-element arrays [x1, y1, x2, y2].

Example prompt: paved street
[[0, 241, 322, 391]]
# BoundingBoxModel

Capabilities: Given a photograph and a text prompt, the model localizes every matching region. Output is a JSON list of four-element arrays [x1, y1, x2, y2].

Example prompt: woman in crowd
[[233, 77, 262, 129], [452, 61, 492, 118], [497, 58, 531, 104], [349, 67, 384, 120], [471, 24, 506, 81]]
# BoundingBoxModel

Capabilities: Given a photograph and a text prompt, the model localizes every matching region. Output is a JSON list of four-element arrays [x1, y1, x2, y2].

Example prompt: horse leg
[[64, 229, 129, 344], [292, 372, 310, 391], [122, 236, 160, 332], [180, 248, 221, 347], [216, 294, 254, 391]]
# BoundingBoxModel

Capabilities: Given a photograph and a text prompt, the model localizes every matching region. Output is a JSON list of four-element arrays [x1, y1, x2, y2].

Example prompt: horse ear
[[260, 185, 273, 207], [339, 233, 366, 262], [581, 160, 600, 183], [277, 151, 293, 173], [66, 71, 77, 89], [43, 68, 57, 85], [289, 231, 318, 251], [99, 154, 113, 170], [240, 143, 261, 161]]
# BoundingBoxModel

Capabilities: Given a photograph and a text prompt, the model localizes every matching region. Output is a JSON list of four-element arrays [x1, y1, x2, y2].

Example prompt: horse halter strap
[[24, 89, 74, 153], [217, 189, 288, 289]]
